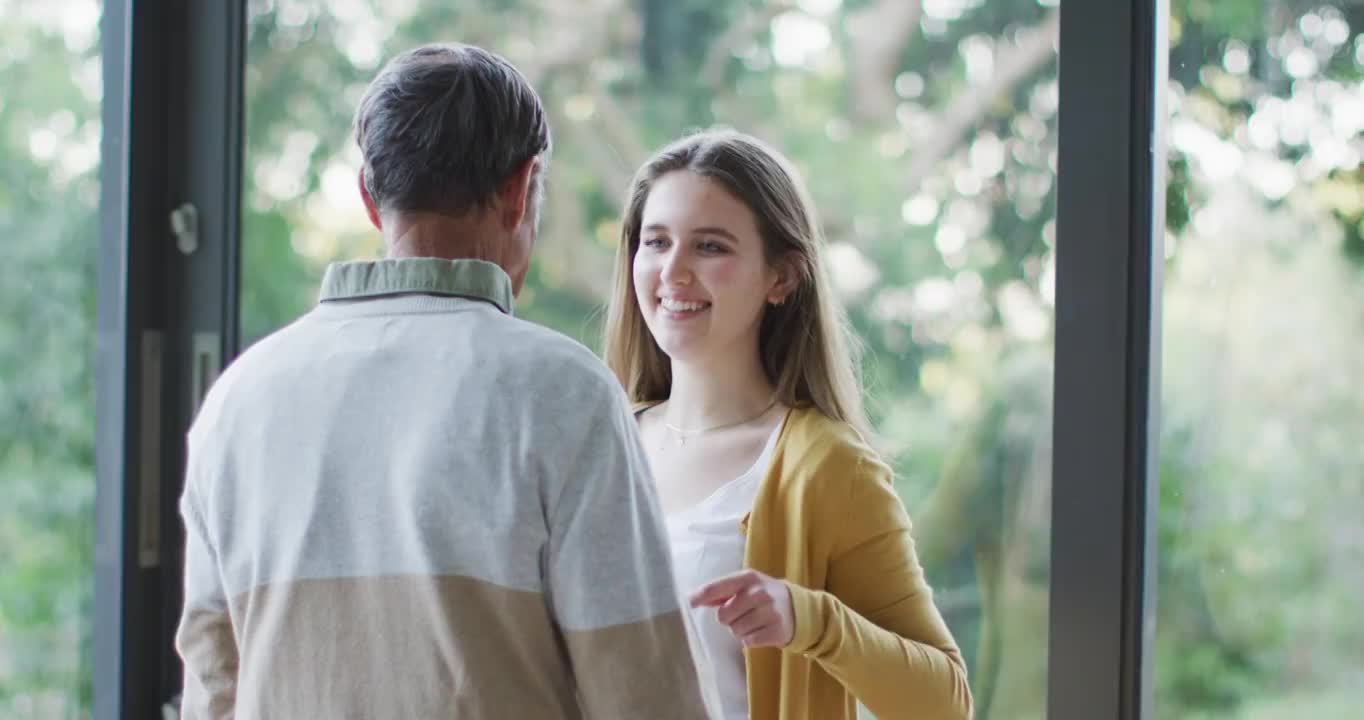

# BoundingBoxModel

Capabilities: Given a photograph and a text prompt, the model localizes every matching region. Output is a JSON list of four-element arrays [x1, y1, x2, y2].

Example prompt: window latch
[[170, 202, 199, 255]]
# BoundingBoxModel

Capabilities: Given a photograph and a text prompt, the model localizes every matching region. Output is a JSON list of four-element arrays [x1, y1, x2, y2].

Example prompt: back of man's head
[[354, 43, 551, 218]]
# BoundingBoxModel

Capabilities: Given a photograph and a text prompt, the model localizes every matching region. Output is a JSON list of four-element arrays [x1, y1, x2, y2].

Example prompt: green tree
[[0, 3, 101, 716]]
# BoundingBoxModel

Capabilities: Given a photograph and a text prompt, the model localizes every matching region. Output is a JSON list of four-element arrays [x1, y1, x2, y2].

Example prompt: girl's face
[[633, 171, 786, 365]]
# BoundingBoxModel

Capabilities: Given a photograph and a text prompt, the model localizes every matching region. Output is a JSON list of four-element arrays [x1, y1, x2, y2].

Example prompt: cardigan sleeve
[[784, 450, 974, 720]]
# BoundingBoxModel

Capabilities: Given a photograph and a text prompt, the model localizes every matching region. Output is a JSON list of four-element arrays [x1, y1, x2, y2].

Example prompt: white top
[[666, 416, 786, 720]]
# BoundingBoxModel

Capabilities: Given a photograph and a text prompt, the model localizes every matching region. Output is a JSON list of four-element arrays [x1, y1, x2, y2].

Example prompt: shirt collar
[[318, 257, 514, 314]]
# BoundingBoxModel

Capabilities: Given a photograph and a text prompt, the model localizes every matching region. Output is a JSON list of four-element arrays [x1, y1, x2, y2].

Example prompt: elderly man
[[175, 43, 712, 719]]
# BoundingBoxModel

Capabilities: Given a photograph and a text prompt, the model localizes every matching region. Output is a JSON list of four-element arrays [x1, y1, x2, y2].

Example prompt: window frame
[[96, 1, 245, 716], [1048, 0, 1167, 718]]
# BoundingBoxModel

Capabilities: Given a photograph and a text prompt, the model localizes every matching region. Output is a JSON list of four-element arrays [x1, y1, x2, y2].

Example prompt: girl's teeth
[[662, 299, 708, 312]]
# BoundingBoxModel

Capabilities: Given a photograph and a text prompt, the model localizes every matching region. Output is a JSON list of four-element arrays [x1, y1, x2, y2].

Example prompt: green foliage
[[0, 9, 100, 717], [1177, 0, 1269, 41]]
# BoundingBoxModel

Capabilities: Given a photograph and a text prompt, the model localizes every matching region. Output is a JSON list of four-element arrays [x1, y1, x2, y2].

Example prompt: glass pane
[[1158, 2, 1364, 717], [240, 2, 1059, 715], [0, 1, 103, 717]]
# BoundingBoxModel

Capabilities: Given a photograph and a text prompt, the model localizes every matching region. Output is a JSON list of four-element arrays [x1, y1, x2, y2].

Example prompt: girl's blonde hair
[[603, 130, 868, 432]]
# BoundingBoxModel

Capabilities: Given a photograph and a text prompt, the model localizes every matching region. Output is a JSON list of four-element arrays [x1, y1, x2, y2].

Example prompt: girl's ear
[[767, 255, 800, 305]]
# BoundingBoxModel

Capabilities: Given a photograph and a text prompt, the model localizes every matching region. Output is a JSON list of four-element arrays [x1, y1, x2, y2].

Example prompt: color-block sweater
[[176, 257, 713, 719]]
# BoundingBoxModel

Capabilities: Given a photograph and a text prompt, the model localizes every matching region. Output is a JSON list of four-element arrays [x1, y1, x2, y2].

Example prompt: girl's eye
[[698, 240, 726, 253], [642, 236, 668, 249]]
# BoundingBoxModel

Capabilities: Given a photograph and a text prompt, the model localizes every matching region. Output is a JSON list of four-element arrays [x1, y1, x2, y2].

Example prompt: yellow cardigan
[[739, 407, 973, 720]]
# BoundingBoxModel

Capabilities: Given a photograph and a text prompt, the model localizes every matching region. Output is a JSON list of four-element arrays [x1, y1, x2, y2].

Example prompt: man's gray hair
[[354, 43, 551, 216]]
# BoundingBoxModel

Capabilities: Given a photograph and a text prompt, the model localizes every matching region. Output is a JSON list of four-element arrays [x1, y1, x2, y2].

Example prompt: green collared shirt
[[318, 257, 514, 314]]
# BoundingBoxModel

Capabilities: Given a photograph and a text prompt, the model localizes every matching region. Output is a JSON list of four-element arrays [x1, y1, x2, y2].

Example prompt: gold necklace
[[662, 398, 777, 446]]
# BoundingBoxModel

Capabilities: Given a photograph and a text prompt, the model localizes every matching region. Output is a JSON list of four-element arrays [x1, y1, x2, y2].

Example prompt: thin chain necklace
[[662, 397, 778, 446]]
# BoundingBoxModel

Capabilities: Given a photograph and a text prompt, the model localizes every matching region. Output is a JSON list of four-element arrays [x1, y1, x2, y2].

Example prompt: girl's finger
[[726, 607, 769, 638], [716, 586, 764, 626], [690, 570, 760, 608]]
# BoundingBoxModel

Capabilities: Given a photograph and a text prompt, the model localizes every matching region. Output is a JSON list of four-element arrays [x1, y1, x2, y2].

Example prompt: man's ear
[[496, 157, 539, 230], [358, 168, 382, 230]]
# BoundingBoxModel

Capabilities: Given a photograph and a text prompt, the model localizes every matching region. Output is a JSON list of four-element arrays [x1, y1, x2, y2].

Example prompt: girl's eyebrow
[[691, 226, 738, 241]]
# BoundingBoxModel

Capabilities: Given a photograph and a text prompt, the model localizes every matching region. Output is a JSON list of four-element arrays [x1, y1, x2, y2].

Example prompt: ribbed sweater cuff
[[784, 582, 829, 655]]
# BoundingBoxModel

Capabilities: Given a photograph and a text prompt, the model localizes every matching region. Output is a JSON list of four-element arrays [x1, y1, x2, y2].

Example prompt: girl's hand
[[690, 570, 796, 648]]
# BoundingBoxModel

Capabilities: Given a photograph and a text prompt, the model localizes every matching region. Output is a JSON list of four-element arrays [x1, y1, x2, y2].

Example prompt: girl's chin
[[653, 335, 710, 364]]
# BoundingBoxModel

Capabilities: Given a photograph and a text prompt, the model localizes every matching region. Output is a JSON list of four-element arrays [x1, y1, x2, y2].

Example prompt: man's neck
[[383, 211, 504, 262]]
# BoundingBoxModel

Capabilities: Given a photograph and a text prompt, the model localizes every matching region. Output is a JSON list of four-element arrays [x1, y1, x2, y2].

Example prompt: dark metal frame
[[95, 1, 245, 717], [96, 0, 1165, 717], [1048, 0, 1167, 718]]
